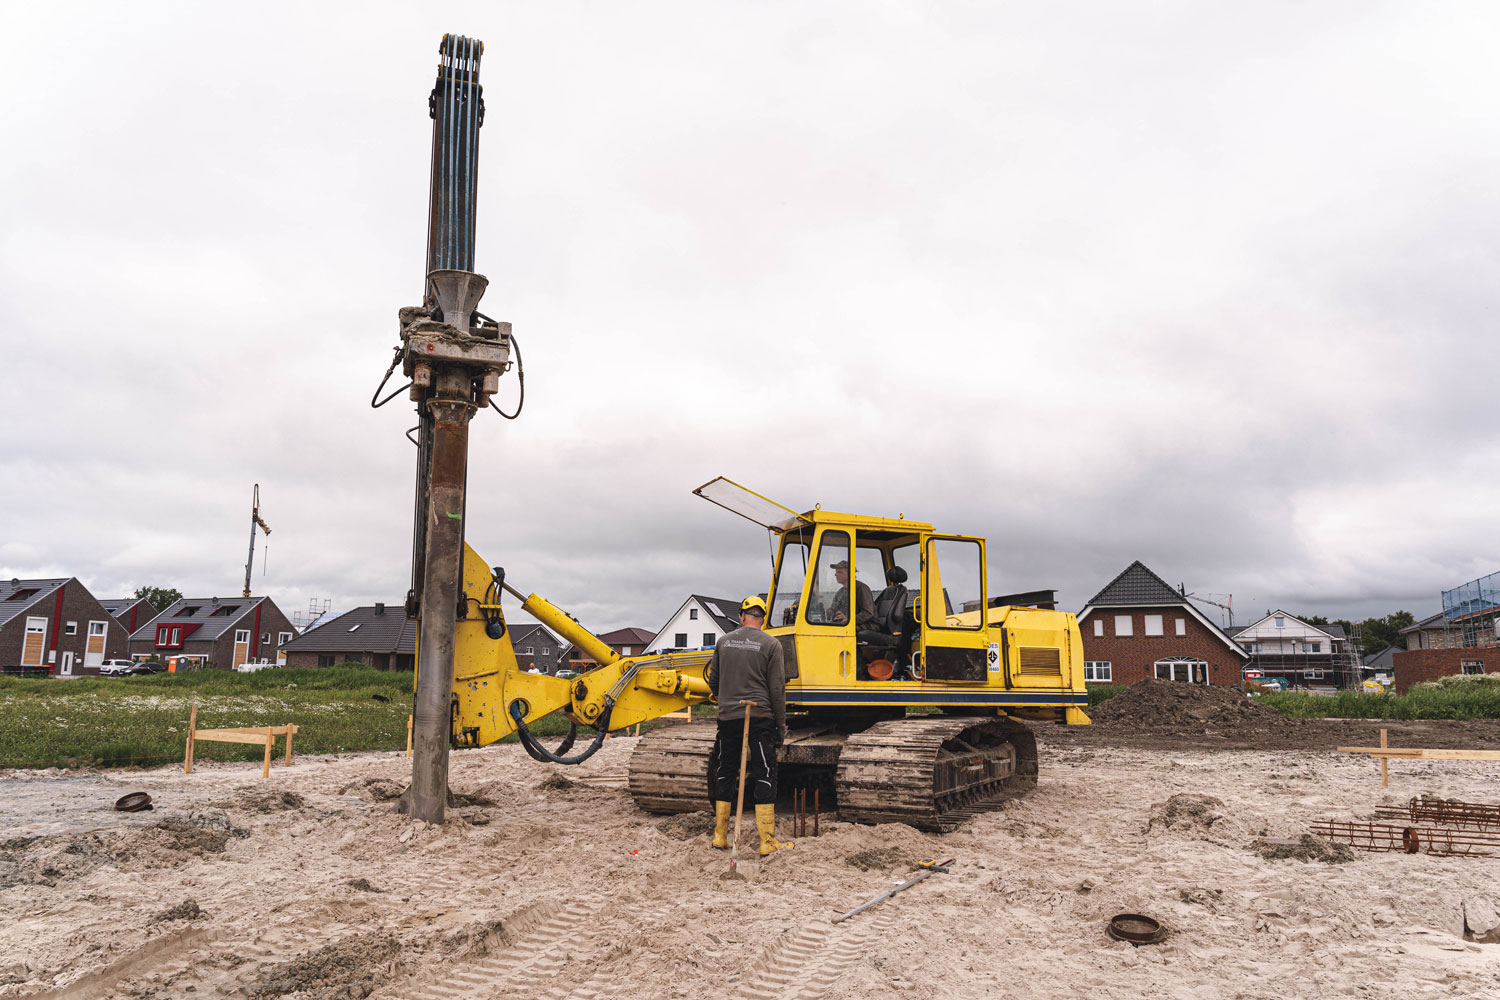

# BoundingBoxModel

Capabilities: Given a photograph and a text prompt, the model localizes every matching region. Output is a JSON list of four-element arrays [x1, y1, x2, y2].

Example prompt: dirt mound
[[1251, 834, 1356, 863], [339, 777, 406, 801], [655, 811, 714, 840], [1091, 679, 1277, 730], [237, 788, 306, 812], [151, 899, 205, 923], [1147, 794, 1227, 834], [148, 811, 249, 854], [845, 847, 919, 871], [0, 832, 118, 889], [247, 932, 402, 999], [537, 773, 575, 791], [347, 878, 384, 893]]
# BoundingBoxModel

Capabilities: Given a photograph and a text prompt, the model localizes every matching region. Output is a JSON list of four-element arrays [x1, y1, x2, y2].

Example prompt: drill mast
[[243, 483, 271, 599]]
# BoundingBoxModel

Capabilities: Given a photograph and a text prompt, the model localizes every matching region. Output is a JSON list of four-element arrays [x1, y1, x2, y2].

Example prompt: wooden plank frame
[[183, 703, 298, 778], [1338, 728, 1500, 787]]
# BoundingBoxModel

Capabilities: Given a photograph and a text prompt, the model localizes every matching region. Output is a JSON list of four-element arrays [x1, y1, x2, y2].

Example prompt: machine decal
[[987, 642, 1001, 672]]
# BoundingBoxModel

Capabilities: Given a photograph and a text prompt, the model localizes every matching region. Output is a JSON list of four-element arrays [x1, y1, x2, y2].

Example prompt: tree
[[135, 586, 182, 612]]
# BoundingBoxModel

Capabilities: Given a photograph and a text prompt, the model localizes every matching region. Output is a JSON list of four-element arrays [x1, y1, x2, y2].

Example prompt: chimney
[[375, 602, 385, 615]]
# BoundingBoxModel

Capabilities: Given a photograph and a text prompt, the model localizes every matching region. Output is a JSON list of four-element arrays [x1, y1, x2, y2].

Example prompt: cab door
[[918, 534, 990, 682]]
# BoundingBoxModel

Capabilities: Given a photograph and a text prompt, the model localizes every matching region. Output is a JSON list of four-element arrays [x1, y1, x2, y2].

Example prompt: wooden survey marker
[[183, 703, 299, 778], [1338, 728, 1500, 787]]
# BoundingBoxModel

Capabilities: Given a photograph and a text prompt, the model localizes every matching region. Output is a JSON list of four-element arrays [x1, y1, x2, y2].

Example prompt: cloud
[[2, 2, 1496, 636]]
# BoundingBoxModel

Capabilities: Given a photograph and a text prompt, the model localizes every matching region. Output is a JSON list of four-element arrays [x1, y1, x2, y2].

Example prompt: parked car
[[98, 659, 135, 677], [127, 661, 168, 675]]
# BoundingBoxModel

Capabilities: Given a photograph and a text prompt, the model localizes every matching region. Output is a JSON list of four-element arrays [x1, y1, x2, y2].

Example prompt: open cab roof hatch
[[693, 477, 810, 532]]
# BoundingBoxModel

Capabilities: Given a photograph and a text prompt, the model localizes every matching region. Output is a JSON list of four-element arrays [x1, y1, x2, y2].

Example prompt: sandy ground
[[3, 732, 1500, 1000]]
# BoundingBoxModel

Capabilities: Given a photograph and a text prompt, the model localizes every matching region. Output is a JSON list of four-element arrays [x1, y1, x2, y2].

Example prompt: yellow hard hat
[[740, 596, 769, 618]]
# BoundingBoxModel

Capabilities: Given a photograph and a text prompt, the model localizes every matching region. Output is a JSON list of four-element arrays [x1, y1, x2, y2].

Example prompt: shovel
[[721, 700, 756, 881]]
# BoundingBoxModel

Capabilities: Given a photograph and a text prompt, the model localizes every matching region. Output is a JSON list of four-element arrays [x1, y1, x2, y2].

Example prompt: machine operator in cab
[[705, 596, 794, 857]]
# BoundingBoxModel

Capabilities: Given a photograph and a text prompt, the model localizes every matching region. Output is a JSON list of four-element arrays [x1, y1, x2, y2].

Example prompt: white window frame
[[64, 621, 78, 636], [1462, 660, 1485, 676], [522, 647, 534, 655], [278, 631, 292, 645], [88, 620, 107, 636], [540, 647, 550, 655], [1305, 667, 1325, 680], [1175, 618, 1185, 636], [1144, 615, 1163, 636], [689, 608, 699, 620], [1114, 615, 1133, 637], [261, 633, 270, 644], [234, 629, 250, 644], [22, 617, 47, 666], [1092, 618, 1103, 637], [1083, 660, 1112, 682]]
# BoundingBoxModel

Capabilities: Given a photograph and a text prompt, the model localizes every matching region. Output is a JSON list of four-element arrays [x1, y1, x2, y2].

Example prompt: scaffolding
[[1442, 570, 1500, 650]]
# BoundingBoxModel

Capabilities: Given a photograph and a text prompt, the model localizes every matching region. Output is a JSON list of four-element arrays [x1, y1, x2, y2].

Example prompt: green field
[[0, 664, 577, 770]]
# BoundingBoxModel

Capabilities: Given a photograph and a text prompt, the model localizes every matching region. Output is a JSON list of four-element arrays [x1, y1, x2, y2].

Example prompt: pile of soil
[[1146, 794, 1227, 834], [1251, 834, 1356, 864], [845, 846, 918, 871], [151, 899, 205, 923], [247, 932, 402, 1000], [1090, 679, 1277, 730]]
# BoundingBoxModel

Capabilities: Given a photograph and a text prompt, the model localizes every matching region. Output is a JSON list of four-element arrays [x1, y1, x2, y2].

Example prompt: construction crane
[[1183, 586, 1234, 627], [376, 35, 1088, 827], [243, 484, 271, 599]]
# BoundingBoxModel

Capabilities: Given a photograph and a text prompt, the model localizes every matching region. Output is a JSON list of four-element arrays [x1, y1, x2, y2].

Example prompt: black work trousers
[[707, 717, 780, 806]]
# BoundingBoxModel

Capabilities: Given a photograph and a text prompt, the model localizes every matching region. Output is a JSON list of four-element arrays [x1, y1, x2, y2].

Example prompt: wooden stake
[[183, 703, 197, 774], [284, 724, 296, 767], [262, 733, 273, 779], [1380, 728, 1388, 788], [406, 714, 413, 758]]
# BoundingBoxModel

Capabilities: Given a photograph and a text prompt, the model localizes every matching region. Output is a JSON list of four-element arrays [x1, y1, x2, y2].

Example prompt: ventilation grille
[[1017, 646, 1062, 676]]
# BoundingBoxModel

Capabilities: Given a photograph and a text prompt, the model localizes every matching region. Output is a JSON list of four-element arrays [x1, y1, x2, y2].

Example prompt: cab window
[[925, 537, 983, 629], [806, 531, 851, 625], [770, 531, 810, 627]]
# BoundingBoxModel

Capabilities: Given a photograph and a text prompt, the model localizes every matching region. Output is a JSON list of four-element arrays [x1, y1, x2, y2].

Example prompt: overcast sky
[[3, 2, 1497, 635]]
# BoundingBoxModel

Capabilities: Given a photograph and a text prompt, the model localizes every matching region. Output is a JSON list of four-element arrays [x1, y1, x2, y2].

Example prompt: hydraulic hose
[[510, 700, 613, 765]]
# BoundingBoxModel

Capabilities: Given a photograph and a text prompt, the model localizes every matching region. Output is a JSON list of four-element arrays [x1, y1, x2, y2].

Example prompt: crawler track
[[627, 715, 1037, 831]]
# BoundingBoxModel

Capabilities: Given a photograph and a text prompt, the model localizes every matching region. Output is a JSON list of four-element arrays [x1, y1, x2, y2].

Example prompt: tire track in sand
[[740, 909, 894, 1000]]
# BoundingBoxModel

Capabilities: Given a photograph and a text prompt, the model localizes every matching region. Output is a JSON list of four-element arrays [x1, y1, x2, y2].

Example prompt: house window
[[171, 627, 181, 645], [1144, 615, 1163, 636], [1093, 619, 1103, 637], [522, 647, 534, 655], [621, 646, 632, 655], [1083, 660, 1112, 682], [158, 626, 170, 645], [1155, 657, 1208, 684], [674, 632, 688, 648], [180, 606, 200, 616], [703, 633, 715, 647], [278, 632, 292, 645], [541, 648, 550, 655], [261, 633, 269, 644], [1311, 641, 1320, 653], [1114, 615, 1133, 637], [1274, 617, 1285, 628], [234, 629, 250, 643], [318, 654, 335, 668], [65, 621, 78, 636], [89, 621, 107, 636], [1305, 668, 1325, 680], [1462, 660, 1486, 675], [689, 608, 698, 620], [1175, 618, 1185, 636]]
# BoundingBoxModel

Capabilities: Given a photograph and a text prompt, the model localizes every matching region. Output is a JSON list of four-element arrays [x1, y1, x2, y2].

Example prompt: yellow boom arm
[[434, 545, 712, 750]]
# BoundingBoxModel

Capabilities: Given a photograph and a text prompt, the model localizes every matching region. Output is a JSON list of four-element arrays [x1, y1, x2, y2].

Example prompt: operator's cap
[[829, 560, 850, 570], [740, 596, 769, 618]]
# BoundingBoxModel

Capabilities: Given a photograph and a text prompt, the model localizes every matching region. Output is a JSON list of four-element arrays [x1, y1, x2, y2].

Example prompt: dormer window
[[180, 606, 201, 616], [214, 605, 239, 616], [7, 588, 38, 602]]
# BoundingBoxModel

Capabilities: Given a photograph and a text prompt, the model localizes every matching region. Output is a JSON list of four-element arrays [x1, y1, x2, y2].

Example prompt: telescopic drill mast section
[[402, 33, 513, 825], [243, 483, 271, 599]]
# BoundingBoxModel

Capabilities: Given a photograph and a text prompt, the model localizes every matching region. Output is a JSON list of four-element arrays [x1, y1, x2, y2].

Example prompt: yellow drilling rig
[[381, 35, 1087, 827]]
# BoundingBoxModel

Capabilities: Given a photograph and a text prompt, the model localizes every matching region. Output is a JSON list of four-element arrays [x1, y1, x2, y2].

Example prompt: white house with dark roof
[[646, 595, 742, 654], [1226, 611, 1358, 688]]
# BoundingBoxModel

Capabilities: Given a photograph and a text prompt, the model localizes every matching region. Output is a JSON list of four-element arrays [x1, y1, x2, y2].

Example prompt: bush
[[1086, 685, 1123, 707]]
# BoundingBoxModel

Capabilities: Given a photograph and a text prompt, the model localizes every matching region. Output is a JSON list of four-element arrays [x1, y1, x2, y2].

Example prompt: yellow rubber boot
[[711, 800, 732, 850], [756, 803, 793, 857]]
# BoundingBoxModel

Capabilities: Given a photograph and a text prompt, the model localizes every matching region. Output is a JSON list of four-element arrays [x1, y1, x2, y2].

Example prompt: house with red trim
[[0, 577, 131, 675], [99, 597, 157, 637], [128, 595, 295, 668]]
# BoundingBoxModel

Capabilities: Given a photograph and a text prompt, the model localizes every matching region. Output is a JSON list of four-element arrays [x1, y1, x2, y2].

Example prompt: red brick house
[[99, 597, 157, 638], [598, 627, 654, 657], [129, 596, 295, 668], [1392, 647, 1493, 693], [1077, 561, 1248, 686], [0, 577, 132, 676]]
